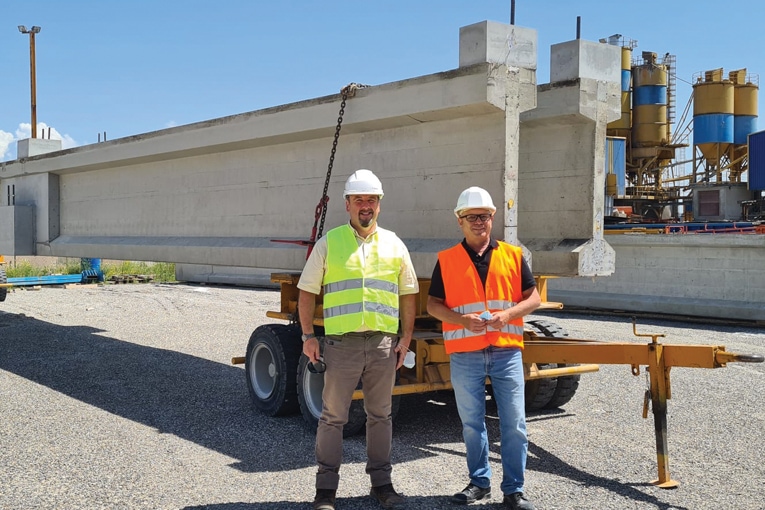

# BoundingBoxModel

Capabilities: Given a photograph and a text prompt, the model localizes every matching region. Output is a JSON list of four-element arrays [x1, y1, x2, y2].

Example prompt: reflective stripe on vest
[[322, 224, 402, 335], [323, 278, 399, 295], [438, 241, 526, 353]]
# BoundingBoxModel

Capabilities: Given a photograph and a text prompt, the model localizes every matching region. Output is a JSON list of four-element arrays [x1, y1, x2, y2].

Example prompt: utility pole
[[18, 25, 41, 139]]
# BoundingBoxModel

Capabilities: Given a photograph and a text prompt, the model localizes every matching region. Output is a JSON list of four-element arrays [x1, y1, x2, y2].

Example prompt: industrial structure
[[601, 35, 764, 223]]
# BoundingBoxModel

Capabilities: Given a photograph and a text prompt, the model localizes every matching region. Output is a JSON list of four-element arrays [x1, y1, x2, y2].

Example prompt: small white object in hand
[[404, 351, 416, 368]]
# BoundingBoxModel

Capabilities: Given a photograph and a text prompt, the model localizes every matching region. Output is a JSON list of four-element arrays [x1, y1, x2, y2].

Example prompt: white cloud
[[16, 122, 77, 149], [165, 120, 178, 129], [0, 130, 14, 161], [1, 122, 78, 161]]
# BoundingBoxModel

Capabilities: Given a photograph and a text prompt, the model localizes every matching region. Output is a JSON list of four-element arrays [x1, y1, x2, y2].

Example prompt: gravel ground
[[1, 282, 763, 510]]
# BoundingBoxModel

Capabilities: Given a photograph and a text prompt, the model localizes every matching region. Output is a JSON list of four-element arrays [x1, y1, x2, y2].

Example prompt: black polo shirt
[[428, 238, 536, 300]]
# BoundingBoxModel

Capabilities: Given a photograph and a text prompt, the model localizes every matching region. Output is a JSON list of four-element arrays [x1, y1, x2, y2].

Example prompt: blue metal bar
[[7, 274, 86, 286]]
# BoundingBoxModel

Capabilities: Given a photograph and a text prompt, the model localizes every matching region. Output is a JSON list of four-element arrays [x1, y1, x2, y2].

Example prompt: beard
[[358, 211, 375, 228]]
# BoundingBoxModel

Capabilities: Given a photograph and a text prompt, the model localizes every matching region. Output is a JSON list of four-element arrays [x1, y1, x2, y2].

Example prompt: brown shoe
[[370, 483, 405, 509], [313, 488, 336, 510]]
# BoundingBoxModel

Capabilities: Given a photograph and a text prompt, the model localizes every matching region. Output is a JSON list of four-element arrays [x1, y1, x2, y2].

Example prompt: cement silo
[[692, 68, 734, 180], [728, 69, 758, 182], [633, 52, 669, 148], [607, 44, 633, 140]]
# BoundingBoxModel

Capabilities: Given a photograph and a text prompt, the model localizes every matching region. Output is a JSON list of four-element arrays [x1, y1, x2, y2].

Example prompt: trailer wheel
[[245, 324, 302, 416], [544, 368, 580, 409], [297, 354, 402, 438], [524, 319, 580, 410], [0, 267, 7, 302], [524, 363, 558, 411]]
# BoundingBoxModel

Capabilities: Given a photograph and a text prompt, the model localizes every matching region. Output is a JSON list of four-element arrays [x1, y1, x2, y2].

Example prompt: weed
[[5, 259, 176, 283]]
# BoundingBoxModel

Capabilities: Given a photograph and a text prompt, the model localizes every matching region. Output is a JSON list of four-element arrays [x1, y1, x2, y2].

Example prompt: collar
[[346, 221, 377, 241], [461, 237, 497, 257]]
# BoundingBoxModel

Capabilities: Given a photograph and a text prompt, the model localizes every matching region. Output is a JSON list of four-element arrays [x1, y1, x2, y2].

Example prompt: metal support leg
[[647, 342, 679, 489]]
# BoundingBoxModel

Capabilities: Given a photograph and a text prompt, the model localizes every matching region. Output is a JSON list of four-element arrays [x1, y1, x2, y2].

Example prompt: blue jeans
[[450, 346, 527, 495]]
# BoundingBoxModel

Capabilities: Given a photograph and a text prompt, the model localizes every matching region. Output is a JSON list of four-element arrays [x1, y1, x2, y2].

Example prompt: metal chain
[[315, 83, 367, 239], [271, 83, 367, 263]]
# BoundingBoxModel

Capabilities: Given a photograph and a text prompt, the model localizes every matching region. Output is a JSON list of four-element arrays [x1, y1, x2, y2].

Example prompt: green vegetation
[[102, 261, 176, 282], [5, 259, 176, 283], [5, 259, 82, 278]]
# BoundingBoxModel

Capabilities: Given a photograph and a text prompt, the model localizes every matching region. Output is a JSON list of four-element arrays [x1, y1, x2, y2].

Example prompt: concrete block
[[17, 138, 62, 159], [523, 238, 615, 277], [518, 72, 623, 278], [550, 39, 620, 84], [548, 235, 765, 321], [460, 21, 536, 69], [0, 205, 35, 255]]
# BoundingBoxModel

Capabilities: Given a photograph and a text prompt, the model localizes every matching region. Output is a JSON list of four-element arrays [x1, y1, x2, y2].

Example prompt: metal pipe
[[576, 16, 581, 39], [29, 30, 38, 138], [526, 364, 600, 379], [19, 26, 41, 139], [510, 0, 516, 25]]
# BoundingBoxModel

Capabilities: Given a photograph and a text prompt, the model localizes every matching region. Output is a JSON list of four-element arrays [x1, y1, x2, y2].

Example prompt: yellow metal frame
[[0, 255, 10, 289], [236, 272, 763, 489]]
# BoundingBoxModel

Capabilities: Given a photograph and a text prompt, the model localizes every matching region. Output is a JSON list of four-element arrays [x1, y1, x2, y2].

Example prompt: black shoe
[[370, 483, 405, 509], [503, 492, 535, 510], [451, 483, 491, 504], [313, 488, 336, 510]]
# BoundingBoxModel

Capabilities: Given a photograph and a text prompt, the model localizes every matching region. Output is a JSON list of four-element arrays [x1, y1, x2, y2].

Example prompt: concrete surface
[[548, 234, 765, 322], [1, 283, 763, 509]]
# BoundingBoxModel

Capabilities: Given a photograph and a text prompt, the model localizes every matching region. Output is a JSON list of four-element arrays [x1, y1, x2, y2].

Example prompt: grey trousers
[[315, 330, 398, 490]]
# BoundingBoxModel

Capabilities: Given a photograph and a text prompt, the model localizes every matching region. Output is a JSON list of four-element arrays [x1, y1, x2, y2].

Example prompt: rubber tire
[[0, 267, 6, 302], [524, 362, 558, 411], [245, 324, 302, 416], [525, 319, 581, 410], [296, 354, 402, 438]]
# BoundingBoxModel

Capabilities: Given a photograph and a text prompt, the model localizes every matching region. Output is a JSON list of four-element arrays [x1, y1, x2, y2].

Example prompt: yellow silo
[[693, 68, 734, 166], [632, 52, 669, 147], [607, 46, 632, 138]]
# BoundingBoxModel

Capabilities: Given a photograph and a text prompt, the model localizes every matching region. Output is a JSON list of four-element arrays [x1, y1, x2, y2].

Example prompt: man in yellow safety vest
[[298, 169, 418, 510]]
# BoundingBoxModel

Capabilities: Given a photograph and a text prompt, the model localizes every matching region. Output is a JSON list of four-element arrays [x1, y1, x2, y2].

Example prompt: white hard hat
[[344, 169, 384, 198], [454, 186, 496, 217]]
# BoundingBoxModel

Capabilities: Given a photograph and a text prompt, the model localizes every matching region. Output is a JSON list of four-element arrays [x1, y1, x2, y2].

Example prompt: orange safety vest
[[438, 241, 525, 354]]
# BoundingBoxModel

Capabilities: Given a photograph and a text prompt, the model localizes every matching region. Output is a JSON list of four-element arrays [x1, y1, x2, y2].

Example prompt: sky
[[2, 0, 764, 161]]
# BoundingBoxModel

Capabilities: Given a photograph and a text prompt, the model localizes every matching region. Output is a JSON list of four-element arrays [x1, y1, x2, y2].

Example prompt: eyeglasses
[[459, 214, 493, 223], [307, 358, 326, 374]]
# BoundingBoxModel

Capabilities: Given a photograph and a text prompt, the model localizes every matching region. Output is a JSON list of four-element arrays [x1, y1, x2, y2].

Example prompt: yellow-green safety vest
[[322, 224, 403, 335]]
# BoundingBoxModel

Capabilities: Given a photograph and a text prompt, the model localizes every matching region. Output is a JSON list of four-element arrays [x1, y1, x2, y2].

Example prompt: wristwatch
[[301, 332, 316, 342]]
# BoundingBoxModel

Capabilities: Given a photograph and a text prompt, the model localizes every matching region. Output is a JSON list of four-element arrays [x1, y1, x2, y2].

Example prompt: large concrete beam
[[518, 39, 621, 276], [2, 64, 512, 276], [0, 21, 544, 281]]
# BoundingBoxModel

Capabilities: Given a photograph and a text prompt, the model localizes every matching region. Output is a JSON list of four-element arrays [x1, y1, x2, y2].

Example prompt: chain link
[[315, 83, 368, 239]]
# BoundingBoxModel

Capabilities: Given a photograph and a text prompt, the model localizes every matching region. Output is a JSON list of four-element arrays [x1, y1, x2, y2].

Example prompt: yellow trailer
[[0, 255, 10, 302], [230, 84, 763, 489], [232, 272, 763, 489]]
